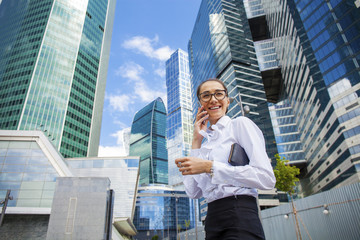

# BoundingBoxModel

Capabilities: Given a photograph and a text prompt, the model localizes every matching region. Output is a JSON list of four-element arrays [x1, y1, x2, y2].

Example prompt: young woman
[[175, 78, 276, 240]]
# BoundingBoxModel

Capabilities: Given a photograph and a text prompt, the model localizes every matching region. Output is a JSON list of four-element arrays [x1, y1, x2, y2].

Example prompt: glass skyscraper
[[244, 1, 306, 165], [166, 49, 193, 189], [129, 98, 168, 185], [260, 0, 360, 196], [188, 0, 278, 161], [0, 0, 116, 158]]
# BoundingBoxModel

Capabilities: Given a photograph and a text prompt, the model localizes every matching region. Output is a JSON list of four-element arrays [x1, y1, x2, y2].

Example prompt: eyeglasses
[[198, 90, 227, 102]]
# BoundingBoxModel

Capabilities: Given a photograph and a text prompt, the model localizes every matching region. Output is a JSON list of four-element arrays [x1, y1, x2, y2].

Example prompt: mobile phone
[[198, 102, 206, 125]]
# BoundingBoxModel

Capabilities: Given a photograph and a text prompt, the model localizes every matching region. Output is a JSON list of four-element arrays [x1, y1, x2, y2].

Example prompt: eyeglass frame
[[198, 89, 228, 102]]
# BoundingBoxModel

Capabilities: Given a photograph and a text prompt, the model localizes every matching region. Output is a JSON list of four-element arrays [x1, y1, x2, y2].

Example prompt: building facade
[[129, 98, 168, 185], [244, 1, 307, 167], [0, 0, 116, 158], [166, 49, 193, 189], [0, 130, 138, 239], [0, 130, 72, 211], [133, 185, 195, 240], [260, 0, 360, 196]]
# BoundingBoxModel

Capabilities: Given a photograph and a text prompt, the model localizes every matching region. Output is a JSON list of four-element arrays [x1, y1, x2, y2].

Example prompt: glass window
[[2, 164, 26, 172], [4, 156, 28, 165], [22, 173, 46, 181], [0, 172, 23, 181], [8, 141, 32, 149], [6, 149, 31, 156]]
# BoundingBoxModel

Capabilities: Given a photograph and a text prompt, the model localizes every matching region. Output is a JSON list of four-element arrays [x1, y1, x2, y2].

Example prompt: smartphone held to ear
[[198, 102, 207, 125]]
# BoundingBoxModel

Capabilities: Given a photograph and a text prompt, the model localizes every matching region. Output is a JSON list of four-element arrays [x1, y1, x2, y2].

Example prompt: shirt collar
[[200, 115, 231, 142], [209, 115, 231, 130]]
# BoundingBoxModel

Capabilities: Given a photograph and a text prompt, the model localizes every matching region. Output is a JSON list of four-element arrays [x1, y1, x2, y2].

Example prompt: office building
[[244, 1, 306, 167], [0, 130, 139, 239], [166, 49, 193, 189], [133, 185, 195, 240], [257, 0, 360, 196], [0, 0, 116, 158], [165, 49, 201, 230], [129, 98, 168, 185]]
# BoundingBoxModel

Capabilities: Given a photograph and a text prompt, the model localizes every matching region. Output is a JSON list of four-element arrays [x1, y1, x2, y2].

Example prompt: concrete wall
[[0, 214, 49, 239], [46, 177, 112, 240]]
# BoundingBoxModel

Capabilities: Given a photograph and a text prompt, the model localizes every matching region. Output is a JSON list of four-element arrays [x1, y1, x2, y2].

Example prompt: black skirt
[[205, 195, 265, 240]]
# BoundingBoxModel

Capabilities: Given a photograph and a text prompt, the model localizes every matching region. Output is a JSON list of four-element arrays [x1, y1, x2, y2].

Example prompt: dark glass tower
[[260, 0, 360, 196], [0, 0, 116, 158], [188, 0, 278, 161], [129, 98, 168, 185]]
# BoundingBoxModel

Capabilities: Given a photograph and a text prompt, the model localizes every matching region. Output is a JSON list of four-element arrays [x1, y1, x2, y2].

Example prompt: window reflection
[[4, 156, 28, 165]]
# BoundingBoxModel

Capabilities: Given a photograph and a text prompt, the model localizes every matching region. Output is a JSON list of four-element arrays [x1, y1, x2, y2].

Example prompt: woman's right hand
[[192, 106, 209, 149]]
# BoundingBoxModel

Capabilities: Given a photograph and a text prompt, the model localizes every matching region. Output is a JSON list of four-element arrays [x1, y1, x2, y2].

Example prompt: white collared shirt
[[183, 115, 276, 203]]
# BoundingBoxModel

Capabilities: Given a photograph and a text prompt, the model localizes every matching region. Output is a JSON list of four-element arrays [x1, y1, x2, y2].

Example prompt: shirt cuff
[[211, 161, 233, 185]]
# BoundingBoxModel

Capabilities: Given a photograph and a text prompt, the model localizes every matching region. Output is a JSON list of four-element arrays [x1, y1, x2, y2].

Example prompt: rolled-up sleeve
[[211, 117, 276, 190]]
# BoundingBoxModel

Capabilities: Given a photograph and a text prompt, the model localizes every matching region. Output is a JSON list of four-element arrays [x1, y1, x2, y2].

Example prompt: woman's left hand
[[175, 157, 212, 175]]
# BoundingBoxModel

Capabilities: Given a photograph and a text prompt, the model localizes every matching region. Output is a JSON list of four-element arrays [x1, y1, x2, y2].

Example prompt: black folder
[[228, 143, 249, 166]]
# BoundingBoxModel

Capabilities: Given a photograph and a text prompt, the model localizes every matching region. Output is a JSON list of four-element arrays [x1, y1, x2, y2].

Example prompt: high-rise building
[[129, 98, 168, 185], [188, 0, 278, 162], [255, 0, 360, 196], [166, 49, 193, 189], [0, 0, 116, 158], [244, 1, 306, 166]]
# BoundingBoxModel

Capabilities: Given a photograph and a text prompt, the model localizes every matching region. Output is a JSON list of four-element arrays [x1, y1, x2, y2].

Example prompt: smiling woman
[[175, 78, 276, 240]]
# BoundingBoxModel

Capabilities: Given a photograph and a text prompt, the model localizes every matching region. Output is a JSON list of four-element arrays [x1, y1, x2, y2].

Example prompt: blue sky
[[98, 0, 201, 156]]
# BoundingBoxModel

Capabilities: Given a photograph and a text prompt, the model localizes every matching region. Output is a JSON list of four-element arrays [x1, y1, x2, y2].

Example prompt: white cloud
[[154, 67, 166, 78], [98, 145, 127, 157], [153, 46, 173, 61], [115, 61, 144, 80], [98, 129, 129, 157], [111, 130, 125, 145], [115, 62, 166, 103], [134, 79, 166, 103], [122, 35, 174, 61], [107, 94, 133, 112]]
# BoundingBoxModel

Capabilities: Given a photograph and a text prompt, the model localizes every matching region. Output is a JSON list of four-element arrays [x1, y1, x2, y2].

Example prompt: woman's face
[[199, 81, 230, 125]]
